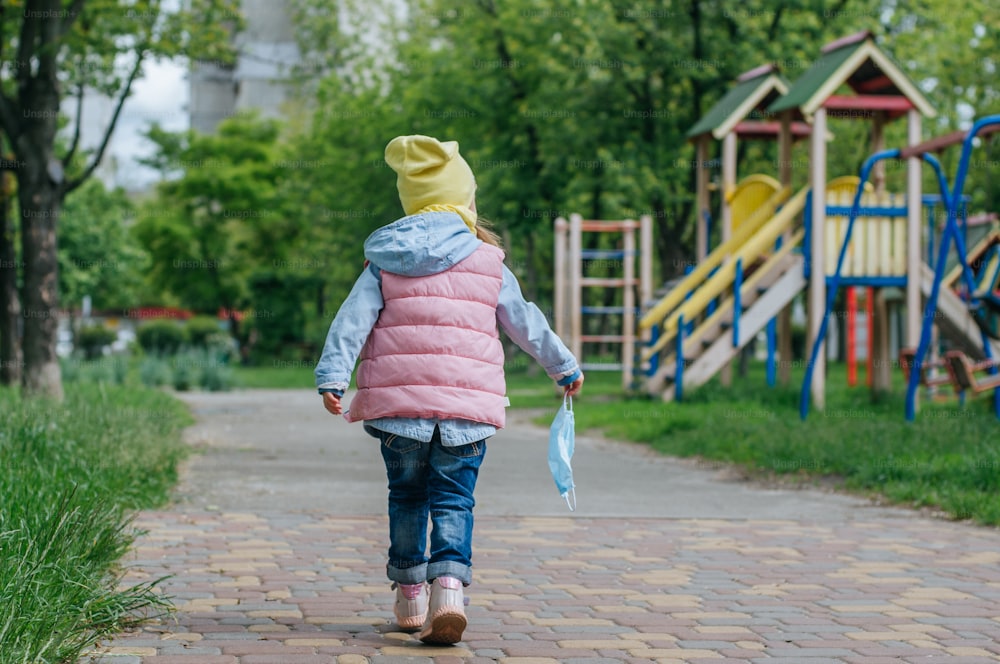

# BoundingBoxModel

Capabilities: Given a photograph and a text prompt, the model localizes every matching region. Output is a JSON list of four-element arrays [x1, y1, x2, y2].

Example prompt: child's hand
[[564, 373, 584, 397], [322, 392, 343, 415]]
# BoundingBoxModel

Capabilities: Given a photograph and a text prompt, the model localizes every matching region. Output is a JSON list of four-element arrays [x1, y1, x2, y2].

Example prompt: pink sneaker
[[392, 582, 428, 631], [418, 576, 467, 644]]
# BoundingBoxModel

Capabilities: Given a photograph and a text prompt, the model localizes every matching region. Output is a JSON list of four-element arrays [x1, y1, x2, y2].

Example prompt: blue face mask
[[548, 394, 576, 511]]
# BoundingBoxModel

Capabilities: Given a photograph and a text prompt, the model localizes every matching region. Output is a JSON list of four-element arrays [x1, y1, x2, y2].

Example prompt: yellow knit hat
[[385, 135, 477, 232]]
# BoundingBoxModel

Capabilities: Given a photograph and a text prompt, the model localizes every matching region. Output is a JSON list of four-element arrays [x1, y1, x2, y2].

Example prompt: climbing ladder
[[554, 215, 653, 390]]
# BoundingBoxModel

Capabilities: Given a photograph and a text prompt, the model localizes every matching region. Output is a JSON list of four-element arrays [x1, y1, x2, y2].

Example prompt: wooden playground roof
[[686, 64, 804, 141], [769, 31, 936, 120]]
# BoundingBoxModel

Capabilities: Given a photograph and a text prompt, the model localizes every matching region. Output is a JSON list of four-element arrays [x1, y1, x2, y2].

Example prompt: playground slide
[[639, 185, 792, 335], [663, 248, 806, 397], [643, 188, 810, 397], [920, 263, 1000, 360]]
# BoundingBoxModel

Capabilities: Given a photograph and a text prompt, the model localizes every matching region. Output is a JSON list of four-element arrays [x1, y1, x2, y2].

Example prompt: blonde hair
[[476, 216, 503, 248]]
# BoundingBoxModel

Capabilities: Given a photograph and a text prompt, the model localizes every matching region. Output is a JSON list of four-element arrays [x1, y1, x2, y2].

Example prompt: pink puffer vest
[[346, 243, 507, 428]]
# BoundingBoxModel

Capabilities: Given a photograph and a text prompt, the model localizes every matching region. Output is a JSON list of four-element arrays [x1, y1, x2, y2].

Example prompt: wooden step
[[580, 334, 629, 343], [581, 277, 635, 287]]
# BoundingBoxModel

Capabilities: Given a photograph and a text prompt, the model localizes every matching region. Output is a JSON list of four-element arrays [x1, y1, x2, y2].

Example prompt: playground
[[554, 31, 1000, 421]]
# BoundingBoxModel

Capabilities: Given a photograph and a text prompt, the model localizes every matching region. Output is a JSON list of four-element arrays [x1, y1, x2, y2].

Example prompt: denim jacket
[[315, 212, 580, 446]]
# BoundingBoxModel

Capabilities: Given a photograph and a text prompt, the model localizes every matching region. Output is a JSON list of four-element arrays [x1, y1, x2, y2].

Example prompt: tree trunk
[[12, 6, 66, 399], [0, 169, 22, 386], [19, 174, 63, 398]]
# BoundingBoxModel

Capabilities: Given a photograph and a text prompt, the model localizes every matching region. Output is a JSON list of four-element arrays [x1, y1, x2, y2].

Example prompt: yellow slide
[[728, 174, 781, 236], [641, 185, 809, 359], [640, 182, 791, 331]]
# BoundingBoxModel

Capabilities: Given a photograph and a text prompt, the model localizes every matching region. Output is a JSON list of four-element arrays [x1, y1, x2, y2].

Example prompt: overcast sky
[[90, 58, 187, 192]]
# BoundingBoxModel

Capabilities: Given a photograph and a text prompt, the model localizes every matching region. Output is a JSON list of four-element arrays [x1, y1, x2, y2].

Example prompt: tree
[[137, 113, 286, 347], [261, 0, 1000, 356], [301, 0, 906, 297], [58, 178, 149, 313], [0, 0, 240, 397], [0, 140, 19, 385]]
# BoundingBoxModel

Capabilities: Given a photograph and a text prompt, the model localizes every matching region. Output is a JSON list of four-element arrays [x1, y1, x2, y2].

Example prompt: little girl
[[315, 134, 583, 645]]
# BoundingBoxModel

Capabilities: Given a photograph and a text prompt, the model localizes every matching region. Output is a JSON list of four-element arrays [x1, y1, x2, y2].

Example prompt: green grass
[[0, 383, 192, 663], [231, 362, 316, 389], [511, 361, 1000, 526]]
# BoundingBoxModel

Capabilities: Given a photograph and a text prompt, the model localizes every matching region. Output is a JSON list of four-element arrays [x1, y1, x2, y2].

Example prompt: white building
[[189, 0, 300, 134]]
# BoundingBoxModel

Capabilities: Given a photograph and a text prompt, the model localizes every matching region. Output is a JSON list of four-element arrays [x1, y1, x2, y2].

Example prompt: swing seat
[[898, 348, 957, 392], [943, 350, 1000, 394]]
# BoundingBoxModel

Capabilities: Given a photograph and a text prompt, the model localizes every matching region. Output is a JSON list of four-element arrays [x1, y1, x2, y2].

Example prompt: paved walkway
[[87, 390, 1000, 663]]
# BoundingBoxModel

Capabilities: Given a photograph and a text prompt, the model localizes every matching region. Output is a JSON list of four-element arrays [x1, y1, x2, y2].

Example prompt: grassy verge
[[60, 354, 315, 390], [510, 362, 1000, 526], [231, 362, 315, 389], [0, 383, 191, 663]]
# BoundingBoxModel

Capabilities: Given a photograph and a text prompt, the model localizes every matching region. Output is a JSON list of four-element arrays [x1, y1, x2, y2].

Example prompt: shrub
[[62, 357, 129, 385], [139, 355, 173, 387], [137, 320, 188, 355], [77, 324, 117, 359], [171, 354, 196, 391], [200, 356, 235, 391], [186, 315, 224, 348]]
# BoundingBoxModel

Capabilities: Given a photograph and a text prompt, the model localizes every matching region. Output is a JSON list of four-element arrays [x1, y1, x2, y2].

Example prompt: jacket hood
[[364, 211, 484, 277]]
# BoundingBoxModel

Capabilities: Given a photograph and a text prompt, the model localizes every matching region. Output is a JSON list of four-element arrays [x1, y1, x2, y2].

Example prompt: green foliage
[[188, 349, 235, 391], [139, 355, 173, 387], [136, 113, 289, 347], [170, 353, 196, 391], [130, 0, 1000, 366], [247, 271, 320, 361], [186, 315, 225, 348], [231, 362, 317, 389], [76, 324, 118, 360], [168, 348, 234, 392], [137, 320, 188, 355], [0, 0, 244, 397], [61, 355, 130, 386], [298, 0, 998, 289], [58, 180, 150, 311], [0, 384, 190, 663]]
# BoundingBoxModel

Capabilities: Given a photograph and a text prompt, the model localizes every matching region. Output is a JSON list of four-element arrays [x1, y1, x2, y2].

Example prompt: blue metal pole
[[905, 116, 1000, 421], [648, 325, 660, 377], [905, 153, 956, 421], [950, 118, 1000, 290], [675, 314, 685, 403], [704, 210, 712, 255], [767, 235, 783, 388], [926, 200, 935, 268], [803, 191, 812, 279], [767, 318, 776, 388], [801, 150, 900, 420], [947, 117, 1000, 421], [733, 258, 743, 349]]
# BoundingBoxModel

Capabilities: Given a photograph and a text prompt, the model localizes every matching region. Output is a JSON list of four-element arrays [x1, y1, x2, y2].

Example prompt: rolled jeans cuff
[[427, 560, 472, 586], [386, 562, 427, 585]]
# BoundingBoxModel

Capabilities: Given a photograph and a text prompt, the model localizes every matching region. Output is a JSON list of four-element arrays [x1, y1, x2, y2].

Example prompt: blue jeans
[[377, 426, 486, 586]]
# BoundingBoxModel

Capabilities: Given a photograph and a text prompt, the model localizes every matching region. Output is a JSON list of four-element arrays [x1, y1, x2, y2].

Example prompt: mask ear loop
[[564, 395, 574, 511]]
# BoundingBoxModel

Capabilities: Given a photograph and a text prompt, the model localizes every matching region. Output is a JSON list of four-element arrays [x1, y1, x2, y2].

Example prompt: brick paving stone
[[88, 513, 1000, 662]]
